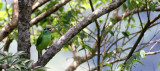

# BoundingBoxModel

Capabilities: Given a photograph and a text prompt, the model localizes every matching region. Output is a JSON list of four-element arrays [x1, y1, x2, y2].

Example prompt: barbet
[[36, 26, 53, 59]]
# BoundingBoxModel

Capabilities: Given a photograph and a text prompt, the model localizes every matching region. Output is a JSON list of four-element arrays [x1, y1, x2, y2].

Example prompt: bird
[[36, 26, 53, 59]]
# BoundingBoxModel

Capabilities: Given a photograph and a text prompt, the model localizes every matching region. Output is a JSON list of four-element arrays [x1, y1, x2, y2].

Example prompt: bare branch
[[30, 0, 71, 26], [88, 0, 101, 70], [0, 0, 18, 41], [123, 14, 160, 68]]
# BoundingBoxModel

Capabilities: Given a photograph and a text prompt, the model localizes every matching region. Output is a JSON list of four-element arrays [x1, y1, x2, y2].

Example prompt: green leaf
[[114, 47, 121, 53], [149, 2, 155, 11], [96, 2, 102, 8], [107, 52, 113, 58], [103, 51, 113, 59], [133, 59, 144, 65], [109, 30, 114, 36], [131, 24, 136, 28], [14, 51, 26, 56], [78, 47, 85, 52], [12, 59, 26, 65], [0, 2, 3, 9], [122, 31, 130, 38], [117, 64, 124, 68], [79, 6, 86, 10], [34, 66, 48, 71], [13, 32, 18, 41], [0, 11, 7, 21], [122, 4, 127, 9], [158, 61, 160, 66], [110, 18, 117, 24], [63, 46, 69, 51], [106, 63, 111, 68], [100, 61, 104, 66], [136, 1, 139, 4], [103, 54, 108, 60], [140, 50, 145, 58], [0, 51, 6, 57], [74, 39, 79, 46], [125, 52, 144, 69], [14, 64, 21, 71], [80, 33, 85, 39], [102, 0, 108, 3], [130, 0, 133, 3], [131, 17, 135, 22], [22, 60, 30, 65], [27, 60, 33, 68], [99, 20, 103, 23], [0, 56, 12, 61], [6, 68, 16, 71], [84, 45, 94, 53]]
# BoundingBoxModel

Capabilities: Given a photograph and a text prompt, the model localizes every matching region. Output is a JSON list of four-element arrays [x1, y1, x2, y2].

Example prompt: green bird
[[36, 26, 53, 59]]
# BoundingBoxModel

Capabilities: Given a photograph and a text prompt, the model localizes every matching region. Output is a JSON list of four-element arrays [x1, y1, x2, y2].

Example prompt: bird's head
[[43, 26, 53, 33]]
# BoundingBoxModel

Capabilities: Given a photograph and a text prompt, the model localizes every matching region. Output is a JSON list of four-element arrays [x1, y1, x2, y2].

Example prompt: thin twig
[[4, 0, 10, 20], [122, 14, 160, 70], [88, 0, 101, 71], [137, 8, 144, 29]]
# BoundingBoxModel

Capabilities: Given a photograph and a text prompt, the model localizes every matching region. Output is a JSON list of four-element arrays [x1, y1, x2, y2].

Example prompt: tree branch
[[122, 14, 160, 69], [32, 0, 126, 68], [91, 50, 160, 71], [30, 0, 71, 26], [18, 0, 33, 59], [65, 5, 160, 71], [32, 0, 50, 12], [3, 36, 13, 51], [0, 0, 69, 42], [0, 0, 18, 41], [88, 0, 101, 70]]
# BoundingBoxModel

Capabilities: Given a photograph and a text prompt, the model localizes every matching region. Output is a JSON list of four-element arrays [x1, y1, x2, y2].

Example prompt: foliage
[[0, 51, 46, 71], [0, 0, 160, 71]]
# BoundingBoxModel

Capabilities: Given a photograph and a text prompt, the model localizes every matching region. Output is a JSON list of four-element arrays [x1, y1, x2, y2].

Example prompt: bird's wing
[[36, 33, 43, 47]]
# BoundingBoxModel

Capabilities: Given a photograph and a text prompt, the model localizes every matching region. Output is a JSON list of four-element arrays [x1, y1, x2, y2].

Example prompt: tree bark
[[0, 0, 70, 42], [18, 0, 33, 59], [3, 36, 13, 51]]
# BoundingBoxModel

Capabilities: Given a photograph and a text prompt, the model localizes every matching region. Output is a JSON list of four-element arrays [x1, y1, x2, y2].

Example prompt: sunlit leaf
[[140, 50, 145, 58], [106, 63, 111, 68], [0, 2, 3, 9], [158, 61, 160, 66], [0, 11, 7, 21], [96, 2, 102, 8]]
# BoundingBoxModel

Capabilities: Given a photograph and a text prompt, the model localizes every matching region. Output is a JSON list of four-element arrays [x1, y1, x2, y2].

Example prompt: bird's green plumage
[[36, 27, 52, 59]]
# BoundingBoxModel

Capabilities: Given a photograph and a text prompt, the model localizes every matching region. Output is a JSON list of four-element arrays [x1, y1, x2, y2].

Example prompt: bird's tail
[[38, 52, 42, 59]]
